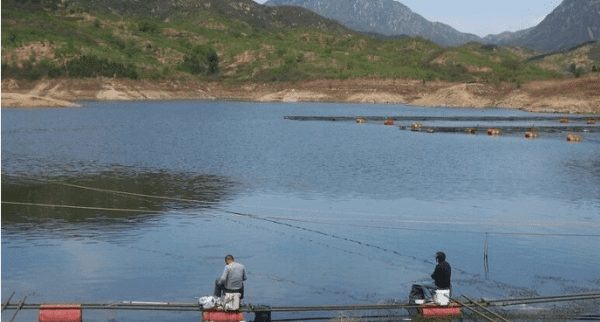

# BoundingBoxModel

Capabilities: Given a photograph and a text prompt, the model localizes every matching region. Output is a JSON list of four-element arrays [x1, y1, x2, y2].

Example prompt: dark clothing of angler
[[431, 260, 451, 289]]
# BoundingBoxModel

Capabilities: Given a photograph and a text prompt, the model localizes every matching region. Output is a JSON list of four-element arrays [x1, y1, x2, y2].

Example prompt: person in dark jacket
[[431, 252, 451, 290]]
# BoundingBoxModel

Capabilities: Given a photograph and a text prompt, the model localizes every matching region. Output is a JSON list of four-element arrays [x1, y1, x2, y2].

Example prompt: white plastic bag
[[198, 296, 217, 309]]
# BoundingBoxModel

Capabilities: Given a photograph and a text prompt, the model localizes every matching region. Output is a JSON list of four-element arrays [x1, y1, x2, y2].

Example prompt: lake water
[[2, 101, 600, 321]]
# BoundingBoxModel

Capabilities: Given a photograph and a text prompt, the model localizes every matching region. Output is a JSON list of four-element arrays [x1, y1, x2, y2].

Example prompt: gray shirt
[[218, 262, 247, 290]]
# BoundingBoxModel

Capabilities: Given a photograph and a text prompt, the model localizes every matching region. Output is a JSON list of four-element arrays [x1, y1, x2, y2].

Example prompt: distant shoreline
[[2, 76, 599, 114]]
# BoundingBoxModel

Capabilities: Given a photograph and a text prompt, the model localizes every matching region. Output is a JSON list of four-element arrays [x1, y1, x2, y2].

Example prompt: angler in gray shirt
[[214, 254, 247, 299]]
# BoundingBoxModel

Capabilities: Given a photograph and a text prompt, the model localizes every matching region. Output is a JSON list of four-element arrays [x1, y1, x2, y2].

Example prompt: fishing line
[[1, 175, 540, 229], [226, 202, 600, 230], [1, 201, 160, 213], [224, 215, 395, 266], [56, 181, 216, 205], [1, 172, 218, 205], [484, 233, 490, 281], [5, 177, 587, 300], [225, 210, 439, 267], [4, 172, 599, 237], [255, 216, 600, 237], [223, 209, 587, 302], [223, 215, 444, 302]]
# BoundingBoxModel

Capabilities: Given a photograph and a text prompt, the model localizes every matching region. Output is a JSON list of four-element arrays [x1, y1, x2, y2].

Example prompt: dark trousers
[[214, 279, 244, 299]]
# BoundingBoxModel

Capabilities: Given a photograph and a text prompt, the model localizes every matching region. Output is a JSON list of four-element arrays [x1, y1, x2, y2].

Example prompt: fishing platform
[[3, 291, 600, 322]]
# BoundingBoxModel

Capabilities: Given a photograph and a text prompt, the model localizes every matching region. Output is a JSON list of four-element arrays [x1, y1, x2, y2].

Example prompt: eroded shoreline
[[2, 76, 599, 114]]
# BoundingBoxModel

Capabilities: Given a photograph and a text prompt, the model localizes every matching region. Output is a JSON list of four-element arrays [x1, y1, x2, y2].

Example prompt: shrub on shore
[[1, 54, 139, 80]]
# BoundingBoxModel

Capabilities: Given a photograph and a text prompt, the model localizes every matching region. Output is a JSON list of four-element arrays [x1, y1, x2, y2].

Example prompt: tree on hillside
[[176, 44, 219, 76]]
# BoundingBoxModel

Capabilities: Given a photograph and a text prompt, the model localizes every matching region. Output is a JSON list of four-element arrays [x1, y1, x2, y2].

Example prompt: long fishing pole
[[8, 296, 26, 322], [451, 297, 498, 322], [463, 295, 510, 322], [1, 291, 15, 312]]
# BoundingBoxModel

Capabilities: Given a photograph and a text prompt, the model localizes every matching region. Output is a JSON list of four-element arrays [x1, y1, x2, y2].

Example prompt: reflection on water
[[1, 169, 235, 240]]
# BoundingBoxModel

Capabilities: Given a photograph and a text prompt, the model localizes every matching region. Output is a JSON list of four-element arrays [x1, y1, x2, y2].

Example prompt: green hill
[[2, 0, 598, 85]]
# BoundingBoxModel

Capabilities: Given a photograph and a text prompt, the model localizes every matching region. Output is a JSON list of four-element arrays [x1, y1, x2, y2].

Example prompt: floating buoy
[[356, 118, 366, 124], [411, 122, 423, 131], [384, 120, 394, 125], [487, 128, 500, 136], [465, 128, 477, 134], [588, 118, 596, 125], [426, 128, 435, 133], [566, 133, 581, 142], [525, 130, 539, 138], [39, 304, 82, 322], [560, 117, 569, 123]]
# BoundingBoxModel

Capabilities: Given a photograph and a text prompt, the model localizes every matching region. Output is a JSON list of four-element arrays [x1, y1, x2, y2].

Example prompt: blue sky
[[252, 0, 564, 37]]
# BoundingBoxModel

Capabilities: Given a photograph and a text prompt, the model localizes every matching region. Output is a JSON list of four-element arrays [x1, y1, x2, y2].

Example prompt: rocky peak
[[265, 0, 481, 46]]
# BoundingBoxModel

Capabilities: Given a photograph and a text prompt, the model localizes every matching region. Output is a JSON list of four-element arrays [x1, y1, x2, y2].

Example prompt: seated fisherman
[[430, 251, 451, 294], [214, 254, 247, 300]]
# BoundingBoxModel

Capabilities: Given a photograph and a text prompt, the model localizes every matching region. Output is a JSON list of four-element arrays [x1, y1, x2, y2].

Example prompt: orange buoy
[[560, 117, 569, 123], [384, 120, 394, 125], [588, 118, 596, 125], [566, 133, 581, 142], [411, 122, 422, 131], [356, 118, 366, 124], [487, 128, 500, 136], [525, 130, 539, 138]]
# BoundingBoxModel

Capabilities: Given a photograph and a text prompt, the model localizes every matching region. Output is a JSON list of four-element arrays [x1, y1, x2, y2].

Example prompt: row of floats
[[561, 117, 596, 124], [359, 118, 597, 126], [355, 117, 597, 142]]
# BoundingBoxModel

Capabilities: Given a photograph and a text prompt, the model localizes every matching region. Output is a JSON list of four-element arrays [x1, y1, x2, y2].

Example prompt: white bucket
[[433, 289, 450, 306], [224, 293, 241, 310]]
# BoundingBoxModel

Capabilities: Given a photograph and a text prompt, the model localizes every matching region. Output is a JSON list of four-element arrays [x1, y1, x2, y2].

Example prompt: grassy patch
[[0, 5, 571, 83]]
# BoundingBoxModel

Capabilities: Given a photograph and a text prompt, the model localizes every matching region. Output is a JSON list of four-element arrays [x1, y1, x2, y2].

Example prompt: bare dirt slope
[[2, 76, 599, 113]]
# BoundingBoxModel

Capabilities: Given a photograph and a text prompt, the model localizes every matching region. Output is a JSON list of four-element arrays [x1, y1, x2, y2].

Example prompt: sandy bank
[[1, 92, 78, 108], [2, 76, 599, 113]]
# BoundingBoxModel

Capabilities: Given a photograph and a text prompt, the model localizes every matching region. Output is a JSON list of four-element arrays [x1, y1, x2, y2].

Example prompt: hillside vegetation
[[2, 0, 600, 86]]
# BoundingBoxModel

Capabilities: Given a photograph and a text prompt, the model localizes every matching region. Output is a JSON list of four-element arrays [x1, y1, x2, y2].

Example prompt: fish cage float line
[[404, 125, 600, 133], [4, 173, 600, 231], [284, 116, 598, 122], [575, 314, 600, 321]]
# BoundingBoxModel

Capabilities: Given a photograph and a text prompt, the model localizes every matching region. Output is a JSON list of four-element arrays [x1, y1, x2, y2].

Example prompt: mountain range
[[484, 0, 600, 52], [265, 0, 600, 52]]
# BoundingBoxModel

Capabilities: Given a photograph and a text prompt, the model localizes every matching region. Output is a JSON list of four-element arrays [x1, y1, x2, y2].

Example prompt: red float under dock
[[39, 304, 82, 322], [202, 309, 244, 322], [417, 302, 461, 319]]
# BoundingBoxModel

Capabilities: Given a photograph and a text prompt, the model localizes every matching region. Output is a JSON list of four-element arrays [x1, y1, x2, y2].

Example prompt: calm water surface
[[2, 101, 600, 321]]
